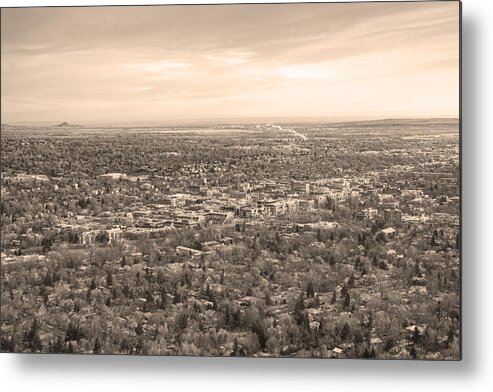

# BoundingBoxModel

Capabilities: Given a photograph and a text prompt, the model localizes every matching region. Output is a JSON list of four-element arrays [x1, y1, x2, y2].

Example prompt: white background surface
[[0, 0, 491, 391]]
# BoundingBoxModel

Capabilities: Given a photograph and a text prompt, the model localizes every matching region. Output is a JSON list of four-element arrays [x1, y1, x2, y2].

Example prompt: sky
[[1, 2, 460, 125]]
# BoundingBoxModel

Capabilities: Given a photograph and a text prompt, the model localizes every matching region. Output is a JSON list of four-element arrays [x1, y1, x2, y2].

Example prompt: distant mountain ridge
[[2, 121, 83, 127], [56, 122, 81, 127]]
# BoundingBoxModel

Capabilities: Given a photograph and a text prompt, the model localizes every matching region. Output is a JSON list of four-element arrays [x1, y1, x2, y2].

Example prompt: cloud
[[276, 64, 336, 81], [202, 50, 256, 66]]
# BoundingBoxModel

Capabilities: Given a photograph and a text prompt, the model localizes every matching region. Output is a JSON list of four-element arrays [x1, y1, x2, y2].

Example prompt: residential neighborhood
[[1, 118, 460, 359]]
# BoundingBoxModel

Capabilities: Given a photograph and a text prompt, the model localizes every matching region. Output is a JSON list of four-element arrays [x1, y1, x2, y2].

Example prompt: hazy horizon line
[[3, 115, 460, 128]]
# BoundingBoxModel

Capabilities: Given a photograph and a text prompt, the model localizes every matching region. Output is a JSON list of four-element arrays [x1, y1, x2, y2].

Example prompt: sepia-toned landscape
[[1, 118, 460, 359], [1, 2, 460, 359]]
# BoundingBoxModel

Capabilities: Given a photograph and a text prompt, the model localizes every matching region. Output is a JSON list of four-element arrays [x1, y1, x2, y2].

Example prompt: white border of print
[[1, 1, 492, 392]]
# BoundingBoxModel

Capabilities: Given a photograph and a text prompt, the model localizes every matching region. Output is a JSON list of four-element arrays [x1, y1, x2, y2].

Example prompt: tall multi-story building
[[384, 208, 402, 227]]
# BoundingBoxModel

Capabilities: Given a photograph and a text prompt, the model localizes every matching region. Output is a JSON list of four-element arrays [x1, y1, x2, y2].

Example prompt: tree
[[265, 290, 273, 306], [122, 284, 130, 298], [384, 338, 395, 352], [41, 237, 53, 254], [145, 290, 154, 311], [231, 337, 246, 357], [65, 321, 83, 342], [306, 281, 315, 298], [43, 272, 53, 287], [353, 328, 364, 344], [294, 292, 305, 325], [95, 230, 109, 244], [77, 198, 87, 209], [341, 285, 348, 299], [106, 271, 113, 287], [252, 320, 268, 351], [25, 318, 42, 352], [193, 240, 202, 251], [43, 291, 49, 307], [413, 326, 421, 344], [135, 322, 144, 336], [376, 232, 386, 243], [330, 289, 337, 305], [431, 231, 437, 246], [160, 287, 167, 308], [340, 322, 350, 341], [0, 334, 17, 353], [205, 283, 212, 299], [447, 327, 455, 344], [344, 291, 351, 308], [50, 336, 64, 353], [68, 231, 79, 244], [93, 338, 102, 354], [176, 312, 188, 332]]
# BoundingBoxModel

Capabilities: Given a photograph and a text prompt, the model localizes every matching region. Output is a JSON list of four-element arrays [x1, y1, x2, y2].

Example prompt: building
[[237, 207, 253, 218], [173, 213, 206, 227], [80, 231, 96, 245], [384, 209, 402, 227], [100, 172, 127, 181], [264, 201, 286, 215], [201, 241, 223, 251], [176, 246, 204, 258], [106, 228, 123, 243], [379, 227, 397, 241], [136, 218, 172, 228], [298, 199, 315, 211], [296, 221, 339, 231], [284, 199, 299, 212], [363, 208, 378, 219]]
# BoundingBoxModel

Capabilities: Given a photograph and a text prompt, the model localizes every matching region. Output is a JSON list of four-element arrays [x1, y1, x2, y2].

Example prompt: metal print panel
[[0, 1, 461, 359]]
